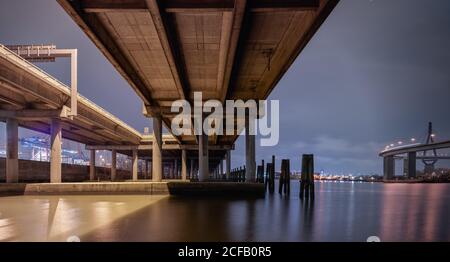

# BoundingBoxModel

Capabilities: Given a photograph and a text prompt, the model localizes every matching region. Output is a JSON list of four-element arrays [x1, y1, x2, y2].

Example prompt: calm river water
[[0, 182, 449, 242]]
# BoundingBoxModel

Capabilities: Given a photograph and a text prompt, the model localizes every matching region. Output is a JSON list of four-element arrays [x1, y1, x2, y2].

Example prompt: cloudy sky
[[1, 0, 449, 174]]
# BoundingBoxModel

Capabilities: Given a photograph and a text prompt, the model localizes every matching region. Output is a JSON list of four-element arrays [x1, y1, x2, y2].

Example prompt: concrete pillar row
[[50, 118, 62, 183], [152, 115, 163, 182], [90, 149, 96, 181], [198, 133, 209, 182], [6, 118, 19, 183], [111, 149, 117, 181], [245, 112, 256, 182], [132, 149, 138, 181]]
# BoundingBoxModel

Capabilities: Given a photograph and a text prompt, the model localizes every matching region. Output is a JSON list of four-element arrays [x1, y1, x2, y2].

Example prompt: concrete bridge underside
[[58, 0, 339, 181], [1, 1, 338, 184]]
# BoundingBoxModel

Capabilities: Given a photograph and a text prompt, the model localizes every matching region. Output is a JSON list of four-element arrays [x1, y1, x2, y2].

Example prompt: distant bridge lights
[[384, 138, 421, 151]]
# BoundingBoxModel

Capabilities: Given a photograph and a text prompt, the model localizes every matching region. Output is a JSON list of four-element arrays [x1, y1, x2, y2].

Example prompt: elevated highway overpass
[[379, 140, 450, 180], [1, 44, 230, 183]]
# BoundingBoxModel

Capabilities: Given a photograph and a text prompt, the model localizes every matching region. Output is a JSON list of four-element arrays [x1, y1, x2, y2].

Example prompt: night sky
[[1, 0, 449, 174]]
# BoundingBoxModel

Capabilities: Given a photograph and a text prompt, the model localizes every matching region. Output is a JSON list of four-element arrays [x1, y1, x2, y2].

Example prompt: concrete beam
[[57, 0, 154, 106], [85, 144, 234, 151], [6, 118, 19, 183], [147, 0, 189, 100], [152, 116, 163, 181], [50, 118, 62, 183], [248, 0, 319, 12], [82, 0, 148, 12], [80, 0, 319, 13], [0, 106, 71, 120]]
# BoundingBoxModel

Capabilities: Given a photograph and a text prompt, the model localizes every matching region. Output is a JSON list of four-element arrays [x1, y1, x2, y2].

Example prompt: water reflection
[[300, 198, 314, 241], [0, 183, 449, 242]]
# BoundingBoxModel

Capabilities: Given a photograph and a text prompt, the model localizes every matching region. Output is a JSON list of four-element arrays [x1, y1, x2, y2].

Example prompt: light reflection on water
[[0, 182, 449, 242]]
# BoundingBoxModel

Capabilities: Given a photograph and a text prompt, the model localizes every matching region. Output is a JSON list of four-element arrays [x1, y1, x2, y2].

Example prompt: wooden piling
[[265, 163, 271, 191], [300, 154, 315, 199], [269, 156, 275, 193], [281, 159, 290, 195], [278, 165, 284, 194]]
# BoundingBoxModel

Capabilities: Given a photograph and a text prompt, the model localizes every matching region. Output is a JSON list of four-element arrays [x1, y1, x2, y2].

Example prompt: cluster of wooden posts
[[299, 154, 315, 199], [230, 166, 246, 182], [228, 154, 315, 199], [261, 154, 315, 198]]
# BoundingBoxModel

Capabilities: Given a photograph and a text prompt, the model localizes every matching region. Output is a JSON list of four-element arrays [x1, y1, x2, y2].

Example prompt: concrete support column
[[149, 161, 152, 179], [6, 118, 19, 183], [152, 116, 163, 181], [144, 160, 149, 179], [383, 156, 395, 180], [226, 150, 231, 180], [132, 149, 138, 181], [190, 159, 194, 179], [220, 160, 224, 179], [50, 118, 62, 183], [198, 133, 209, 181], [90, 150, 96, 181], [245, 113, 256, 182], [174, 159, 178, 179], [408, 152, 417, 178], [181, 149, 187, 181], [111, 149, 117, 181]]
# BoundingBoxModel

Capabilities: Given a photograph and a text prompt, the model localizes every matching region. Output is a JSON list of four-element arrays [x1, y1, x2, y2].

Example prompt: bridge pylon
[[422, 122, 438, 175]]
